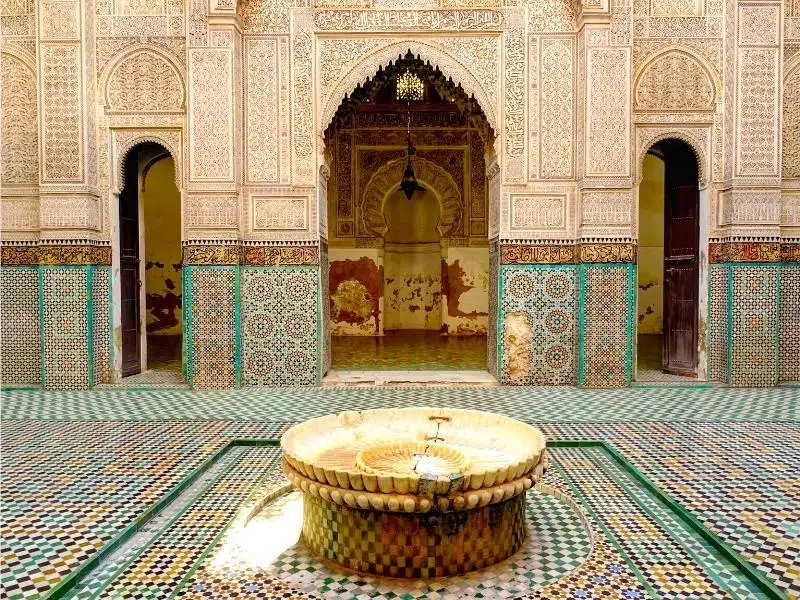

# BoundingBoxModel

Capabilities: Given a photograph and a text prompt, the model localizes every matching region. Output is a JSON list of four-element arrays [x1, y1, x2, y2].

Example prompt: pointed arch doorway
[[322, 52, 497, 381], [636, 138, 701, 380], [117, 142, 183, 380]]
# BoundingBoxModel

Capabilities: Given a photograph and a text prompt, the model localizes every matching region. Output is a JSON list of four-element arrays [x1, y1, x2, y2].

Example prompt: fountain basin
[[281, 407, 547, 577]]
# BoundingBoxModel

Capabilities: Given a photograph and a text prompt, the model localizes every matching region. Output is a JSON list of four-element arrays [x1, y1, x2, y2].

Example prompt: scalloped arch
[[321, 40, 498, 136], [634, 47, 718, 112], [636, 131, 708, 189], [114, 133, 183, 193], [360, 157, 463, 238], [101, 45, 185, 113]]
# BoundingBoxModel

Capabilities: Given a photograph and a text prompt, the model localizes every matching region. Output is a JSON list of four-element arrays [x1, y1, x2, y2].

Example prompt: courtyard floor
[[1, 385, 798, 599]]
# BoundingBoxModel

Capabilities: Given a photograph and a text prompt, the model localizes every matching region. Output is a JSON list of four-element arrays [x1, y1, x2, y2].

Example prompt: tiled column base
[[183, 266, 239, 390], [708, 263, 781, 386], [578, 264, 635, 388], [301, 492, 526, 578]]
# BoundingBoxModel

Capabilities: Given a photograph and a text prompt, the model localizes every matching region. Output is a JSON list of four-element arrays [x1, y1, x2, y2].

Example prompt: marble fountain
[[281, 407, 548, 578]]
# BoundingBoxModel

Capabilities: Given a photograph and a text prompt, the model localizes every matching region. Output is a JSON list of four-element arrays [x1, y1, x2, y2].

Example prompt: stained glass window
[[396, 70, 424, 102]]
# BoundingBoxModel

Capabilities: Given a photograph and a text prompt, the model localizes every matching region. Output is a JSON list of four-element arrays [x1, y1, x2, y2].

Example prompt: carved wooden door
[[119, 154, 141, 377], [663, 178, 699, 376]]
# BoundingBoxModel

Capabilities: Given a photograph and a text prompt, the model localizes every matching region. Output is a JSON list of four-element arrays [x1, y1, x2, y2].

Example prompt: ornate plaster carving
[[102, 45, 185, 113], [633, 47, 717, 112], [783, 61, 800, 180], [319, 39, 500, 138], [1, 50, 38, 186], [112, 129, 183, 192], [360, 157, 463, 238], [635, 127, 710, 188]]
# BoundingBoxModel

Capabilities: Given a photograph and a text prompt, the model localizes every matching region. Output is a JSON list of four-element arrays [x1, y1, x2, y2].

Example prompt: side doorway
[[118, 142, 183, 379], [662, 142, 699, 375], [637, 139, 699, 379], [119, 148, 141, 377]]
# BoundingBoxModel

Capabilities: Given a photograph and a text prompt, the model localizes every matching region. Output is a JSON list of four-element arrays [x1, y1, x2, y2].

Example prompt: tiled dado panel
[[780, 265, 800, 382], [184, 267, 239, 390], [320, 250, 331, 377], [730, 265, 780, 387], [241, 267, 319, 387], [41, 268, 91, 389], [499, 265, 577, 385], [488, 252, 498, 378], [579, 264, 635, 388], [708, 264, 729, 384], [92, 267, 112, 384], [0, 268, 41, 386]]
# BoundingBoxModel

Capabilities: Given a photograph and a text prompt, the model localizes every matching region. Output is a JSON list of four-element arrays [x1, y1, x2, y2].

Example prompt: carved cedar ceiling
[[324, 50, 494, 148]]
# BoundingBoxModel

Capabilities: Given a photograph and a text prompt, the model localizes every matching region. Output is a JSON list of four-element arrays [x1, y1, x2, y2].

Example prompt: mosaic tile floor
[[636, 334, 701, 384], [331, 331, 488, 371], [146, 335, 182, 372], [1, 387, 798, 599]]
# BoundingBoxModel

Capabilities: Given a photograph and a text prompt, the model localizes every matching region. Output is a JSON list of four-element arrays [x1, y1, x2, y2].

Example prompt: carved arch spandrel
[[320, 39, 499, 137], [782, 59, 800, 180], [100, 45, 186, 114], [633, 47, 719, 113], [635, 127, 710, 189], [111, 130, 183, 193], [1, 49, 39, 186], [360, 157, 463, 238]]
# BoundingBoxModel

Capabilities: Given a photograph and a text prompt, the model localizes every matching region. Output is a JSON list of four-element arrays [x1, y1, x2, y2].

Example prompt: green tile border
[[45, 438, 280, 600], [44, 438, 785, 600], [549, 440, 787, 600], [87, 265, 95, 387]]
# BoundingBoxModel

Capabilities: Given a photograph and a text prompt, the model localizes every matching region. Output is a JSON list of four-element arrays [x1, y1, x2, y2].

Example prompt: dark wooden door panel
[[120, 152, 141, 377], [664, 263, 697, 373], [663, 168, 699, 376]]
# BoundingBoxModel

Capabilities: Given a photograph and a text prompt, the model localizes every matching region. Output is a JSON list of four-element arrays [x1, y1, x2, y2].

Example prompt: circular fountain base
[[302, 492, 527, 578]]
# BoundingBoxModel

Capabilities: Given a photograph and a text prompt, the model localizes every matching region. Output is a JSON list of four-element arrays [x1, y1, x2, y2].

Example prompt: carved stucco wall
[[0, 0, 796, 252]]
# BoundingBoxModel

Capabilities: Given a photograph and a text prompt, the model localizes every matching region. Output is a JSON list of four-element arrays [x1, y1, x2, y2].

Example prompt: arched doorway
[[118, 142, 182, 379], [324, 52, 495, 377], [636, 138, 700, 379]]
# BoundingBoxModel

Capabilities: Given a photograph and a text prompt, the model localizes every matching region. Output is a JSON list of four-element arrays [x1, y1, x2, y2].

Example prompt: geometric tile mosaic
[[64, 442, 789, 599], [708, 264, 729, 384], [94, 447, 280, 599], [2, 389, 799, 597], [179, 473, 596, 599], [500, 265, 577, 385], [92, 267, 112, 385], [186, 266, 238, 390], [42, 267, 90, 390], [780, 264, 800, 382], [0, 267, 40, 386], [241, 267, 318, 387], [730, 266, 779, 387], [580, 264, 634, 388]]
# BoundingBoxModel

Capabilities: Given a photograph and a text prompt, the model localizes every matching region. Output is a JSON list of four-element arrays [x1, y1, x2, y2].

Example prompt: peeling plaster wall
[[329, 248, 382, 335], [637, 153, 665, 335], [443, 248, 489, 335], [384, 243, 442, 331], [141, 156, 182, 336]]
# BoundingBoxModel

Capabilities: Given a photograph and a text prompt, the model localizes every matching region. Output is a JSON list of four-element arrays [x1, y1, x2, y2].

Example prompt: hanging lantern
[[399, 132, 425, 201], [397, 69, 425, 200]]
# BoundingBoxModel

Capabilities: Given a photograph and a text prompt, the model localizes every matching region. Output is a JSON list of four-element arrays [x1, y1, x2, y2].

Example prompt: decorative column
[[183, 4, 242, 389], [36, 0, 109, 389], [708, 0, 784, 386], [1, 0, 41, 387], [575, 0, 637, 388]]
